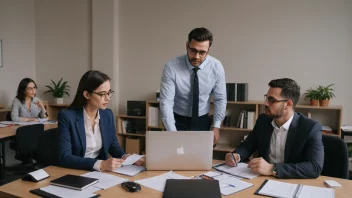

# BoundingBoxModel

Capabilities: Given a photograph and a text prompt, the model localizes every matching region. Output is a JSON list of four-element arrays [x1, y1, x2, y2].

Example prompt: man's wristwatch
[[272, 164, 278, 177]]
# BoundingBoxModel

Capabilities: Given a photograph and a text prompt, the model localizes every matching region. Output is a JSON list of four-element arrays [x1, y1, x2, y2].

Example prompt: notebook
[[50, 174, 99, 191], [163, 179, 221, 198], [255, 179, 335, 198], [213, 163, 259, 179]]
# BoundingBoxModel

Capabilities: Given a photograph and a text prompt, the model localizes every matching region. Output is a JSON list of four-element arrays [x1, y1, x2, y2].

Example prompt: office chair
[[321, 135, 349, 179], [4, 111, 12, 121], [7, 124, 45, 174], [36, 128, 59, 166]]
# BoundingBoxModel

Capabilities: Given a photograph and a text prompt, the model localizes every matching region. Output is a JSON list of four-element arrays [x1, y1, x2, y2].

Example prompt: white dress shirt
[[268, 115, 294, 164], [83, 108, 103, 171]]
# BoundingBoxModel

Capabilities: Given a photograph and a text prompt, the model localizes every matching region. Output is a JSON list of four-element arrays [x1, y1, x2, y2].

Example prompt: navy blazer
[[235, 112, 324, 179], [58, 108, 125, 170]]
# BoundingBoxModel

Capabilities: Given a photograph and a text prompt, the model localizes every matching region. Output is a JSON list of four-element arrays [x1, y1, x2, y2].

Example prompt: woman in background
[[11, 78, 47, 122], [58, 70, 144, 171]]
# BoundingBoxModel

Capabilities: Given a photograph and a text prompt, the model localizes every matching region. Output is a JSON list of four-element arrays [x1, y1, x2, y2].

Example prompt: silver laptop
[[146, 131, 213, 170]]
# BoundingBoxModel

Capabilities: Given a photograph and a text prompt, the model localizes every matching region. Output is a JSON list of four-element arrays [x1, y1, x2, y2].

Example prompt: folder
[[163, 179, 221, 198]]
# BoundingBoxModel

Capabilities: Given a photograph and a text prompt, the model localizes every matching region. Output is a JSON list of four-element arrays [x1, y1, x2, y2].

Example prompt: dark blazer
[[235, 112, 324, 179], [58, 108, 125, 170]]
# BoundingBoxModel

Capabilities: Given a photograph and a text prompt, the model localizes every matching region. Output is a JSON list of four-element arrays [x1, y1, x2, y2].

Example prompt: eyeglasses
[[26, 87, 37, 91], [92, 90, 114, 99], [187, 45, 208, 57], [264, 94, 289, 105]]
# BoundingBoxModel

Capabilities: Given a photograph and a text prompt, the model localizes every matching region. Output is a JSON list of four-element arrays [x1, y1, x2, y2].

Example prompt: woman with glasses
[[11, 78, 47, 122], [57, 70, 144, 171]]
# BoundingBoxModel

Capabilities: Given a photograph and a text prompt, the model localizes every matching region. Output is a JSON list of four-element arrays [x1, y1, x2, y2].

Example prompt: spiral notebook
[[255, 179, 335, 198]]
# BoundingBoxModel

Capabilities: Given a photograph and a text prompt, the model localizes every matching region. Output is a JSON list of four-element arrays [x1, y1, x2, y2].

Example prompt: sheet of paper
[[135, 171, 189, 192], [298, 185, 334, 198], [341, 125, 352, 131], [0, 124, 7, 128], [29, 169, 49, 181], [258, 180, 298, 198], [0, 121, 40, 126], [81, 171, 128, 190], [40, 185, 99, 198], [39, 118, 48, 123], [113, 165, 146, 176], [219, 177, 253, 195], [203, 171, 222, 178], [214, 163, 259, 179], [122, 154, 144, 166]]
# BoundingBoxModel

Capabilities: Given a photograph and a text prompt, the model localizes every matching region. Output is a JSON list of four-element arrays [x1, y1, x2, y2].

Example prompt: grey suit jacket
[[235, 112, 324, 179]]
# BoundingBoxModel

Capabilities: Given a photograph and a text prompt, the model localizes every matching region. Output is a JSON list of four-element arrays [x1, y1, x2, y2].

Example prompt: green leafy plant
[[316, 84, 335, 100], [44, 78, 70, 98], [304, 88, 319, 100]]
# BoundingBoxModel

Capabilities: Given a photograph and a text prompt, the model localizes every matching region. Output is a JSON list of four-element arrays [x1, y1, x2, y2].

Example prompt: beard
[[265, 105, 284, 119], [187, 55, 204, 67]]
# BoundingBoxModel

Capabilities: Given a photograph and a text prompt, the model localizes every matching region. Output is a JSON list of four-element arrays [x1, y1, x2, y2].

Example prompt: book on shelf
[[226, 83, 248, 102], [236, 110, 255, 129], [148, 106, 159, 127]]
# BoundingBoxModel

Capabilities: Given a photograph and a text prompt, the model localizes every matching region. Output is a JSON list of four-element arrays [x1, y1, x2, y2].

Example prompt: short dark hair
[[16, 78, 37, 102], [70, 70, 110, 108], [188, 27, 213, 47], [268, 78, 300, 107]]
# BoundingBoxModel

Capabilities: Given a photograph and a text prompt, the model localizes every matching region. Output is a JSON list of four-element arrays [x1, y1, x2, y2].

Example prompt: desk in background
[[0, 124, 58, 178], [45, 103, 70, 120], [0, 161, 351, 198]]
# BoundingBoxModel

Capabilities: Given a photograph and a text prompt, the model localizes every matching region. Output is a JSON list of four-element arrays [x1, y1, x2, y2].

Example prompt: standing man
[[225, 78, 324, 179], [160, 27, 227, 144]]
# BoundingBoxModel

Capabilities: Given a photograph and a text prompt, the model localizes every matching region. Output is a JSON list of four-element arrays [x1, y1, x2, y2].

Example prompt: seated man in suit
[[225, 78, 324, 179]]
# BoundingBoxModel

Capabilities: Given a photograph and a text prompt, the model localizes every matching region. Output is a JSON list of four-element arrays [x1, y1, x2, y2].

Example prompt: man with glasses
[[160, 27, 226, 145], [225, 78, 324, 179]]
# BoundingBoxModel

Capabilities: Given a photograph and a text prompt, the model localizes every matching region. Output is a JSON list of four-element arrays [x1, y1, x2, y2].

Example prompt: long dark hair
[[70, 70, 110, 108], [16, 78, 37, 102]]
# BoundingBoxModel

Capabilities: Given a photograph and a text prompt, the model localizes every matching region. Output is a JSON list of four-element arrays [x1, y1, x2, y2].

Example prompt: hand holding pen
[[225, 153, 239, 167]]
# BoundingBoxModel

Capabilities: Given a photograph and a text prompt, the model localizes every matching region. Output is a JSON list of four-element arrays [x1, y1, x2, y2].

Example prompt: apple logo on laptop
[[177, 146, 184, 155]]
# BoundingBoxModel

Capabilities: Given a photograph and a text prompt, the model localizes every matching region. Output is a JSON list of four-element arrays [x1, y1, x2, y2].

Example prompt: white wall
[[117, 0, 352, 124], [0, 0, 36, 107], [34, 0, 92, 104]]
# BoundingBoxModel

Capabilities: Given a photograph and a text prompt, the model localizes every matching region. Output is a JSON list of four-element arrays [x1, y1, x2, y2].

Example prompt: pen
[[230, 153, 237, 167], [200, 175, 215, 180]]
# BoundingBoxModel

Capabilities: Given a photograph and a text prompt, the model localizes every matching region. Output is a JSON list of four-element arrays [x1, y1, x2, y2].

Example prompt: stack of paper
[[113, 165, 146, 176], [135, 171, 189, 192]]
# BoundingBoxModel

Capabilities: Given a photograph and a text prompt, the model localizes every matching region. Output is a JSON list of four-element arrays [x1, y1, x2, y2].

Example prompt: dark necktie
[[191, 67, 200, 129]]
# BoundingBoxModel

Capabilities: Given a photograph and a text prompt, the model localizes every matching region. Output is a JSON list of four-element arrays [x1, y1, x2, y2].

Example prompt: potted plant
[[316, 84, 335, 107], [44, 78, 71, 104], [304, 88, 319, 106]]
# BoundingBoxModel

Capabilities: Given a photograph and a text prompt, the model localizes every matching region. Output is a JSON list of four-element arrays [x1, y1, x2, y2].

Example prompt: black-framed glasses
[[264, 94, 289, 105], [92, 90, 114, 99], [187, 45, 208, 57]]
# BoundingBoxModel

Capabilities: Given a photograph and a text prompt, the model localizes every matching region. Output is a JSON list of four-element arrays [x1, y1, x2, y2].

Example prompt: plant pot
[[56, 98, 64, 104], [319, 99, 330, 107], [310, 100, 319, 106]]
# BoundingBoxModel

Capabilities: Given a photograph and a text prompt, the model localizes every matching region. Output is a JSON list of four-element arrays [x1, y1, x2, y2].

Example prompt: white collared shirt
[[83, 108, 103, 171], [268, 115, 294, 164]]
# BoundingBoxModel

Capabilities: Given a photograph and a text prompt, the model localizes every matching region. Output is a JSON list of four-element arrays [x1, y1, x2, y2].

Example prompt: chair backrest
[[5, 111, 12, 121], [321, 135, 349, 179], [16, 124, 44, 156], [36, 128, 59, 166]]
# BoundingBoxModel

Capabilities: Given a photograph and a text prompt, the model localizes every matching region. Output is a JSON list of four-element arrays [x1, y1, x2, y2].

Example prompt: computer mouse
[[121, 181, 141, 192]]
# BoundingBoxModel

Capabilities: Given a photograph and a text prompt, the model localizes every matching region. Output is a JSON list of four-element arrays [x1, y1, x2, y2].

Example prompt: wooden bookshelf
[[117, 100, 343, 156], [213, 143, 236, 152], [118, 115, 146, 119]]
